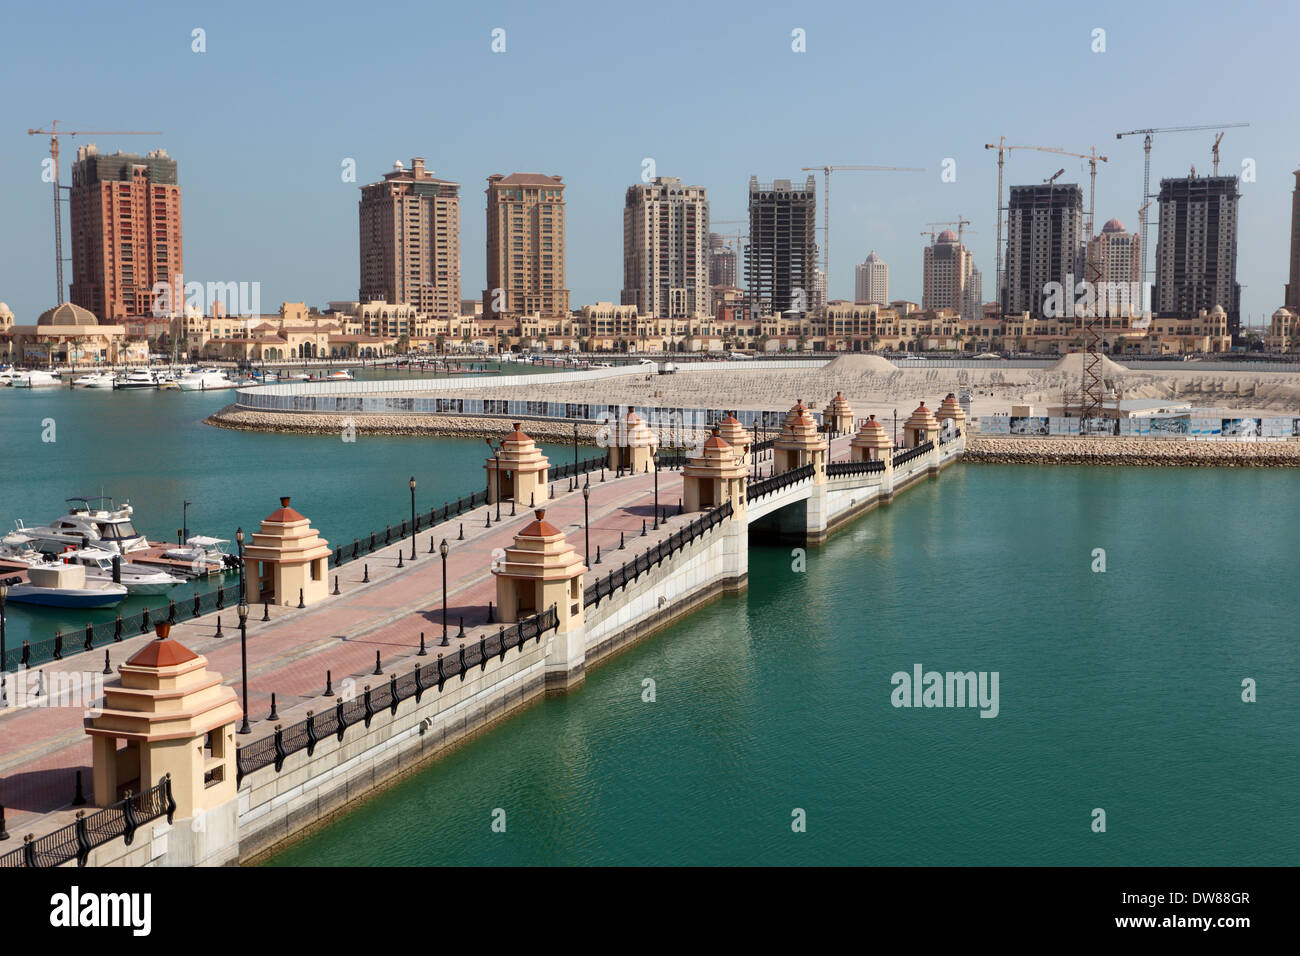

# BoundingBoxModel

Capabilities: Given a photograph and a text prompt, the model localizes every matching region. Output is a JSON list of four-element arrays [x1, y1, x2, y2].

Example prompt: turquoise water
[[0, 368, 573, 658], [3, 384, 1295, 865], [265, 465, 1299, 866]]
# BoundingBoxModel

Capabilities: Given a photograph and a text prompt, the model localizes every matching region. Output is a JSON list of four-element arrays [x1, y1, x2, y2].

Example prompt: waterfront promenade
[[0, 435, 854, 847]]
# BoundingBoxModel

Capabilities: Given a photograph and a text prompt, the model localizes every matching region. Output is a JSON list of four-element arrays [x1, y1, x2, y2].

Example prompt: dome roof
[[1102, 218, 1125, 233], [864, 250, 881, 263], [937, 229, 958, 242], [0, 302, 12, 315], [37, 302, 99, 327]]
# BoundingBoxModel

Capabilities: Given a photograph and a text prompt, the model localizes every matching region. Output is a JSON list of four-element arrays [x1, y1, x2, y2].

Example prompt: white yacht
[[74, 371, 117, 388], [1, 564, 128, 609], [11, 370, 62, 388], [59, 548, 185, 595], [163, 536, 237, 574], [177, 368, 235, 391], [114, 369, 158, 389], [15, 496, 150, 555]]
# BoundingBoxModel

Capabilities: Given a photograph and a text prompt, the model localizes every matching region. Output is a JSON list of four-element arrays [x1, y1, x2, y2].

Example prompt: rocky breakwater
[[967, 436, 1300, 467], [206, 406, 609, 442]]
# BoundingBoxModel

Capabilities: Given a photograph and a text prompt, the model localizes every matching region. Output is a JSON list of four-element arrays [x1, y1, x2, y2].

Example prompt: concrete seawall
[[966, 436, 1300, 467], [207, 406, 608, 443]]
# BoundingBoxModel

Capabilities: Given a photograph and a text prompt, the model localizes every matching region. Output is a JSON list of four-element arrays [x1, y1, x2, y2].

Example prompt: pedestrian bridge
[[743, 435, 962, 544]]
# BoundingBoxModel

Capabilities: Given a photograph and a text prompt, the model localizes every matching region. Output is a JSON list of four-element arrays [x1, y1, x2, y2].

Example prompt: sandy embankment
[[206, 407, 608, 443]]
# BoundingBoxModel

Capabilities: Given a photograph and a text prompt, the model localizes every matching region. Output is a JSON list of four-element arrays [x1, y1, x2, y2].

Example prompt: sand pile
[[1048, 352, 1133, 377], [822, 353, 898, 374]]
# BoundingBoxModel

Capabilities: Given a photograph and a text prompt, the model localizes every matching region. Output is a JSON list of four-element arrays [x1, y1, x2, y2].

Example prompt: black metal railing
[[0, 775, 175, 868], [583, 500, 734, 608], [938, 427, 963, 446], [746, 463, 816, 502], [826, 459, 887, 477], [550, 454, 608, 482], [892, 440, 935, 467], [233, 606, 559, 785], [9, 581, 247, 675], [752, 438, 776, 454]]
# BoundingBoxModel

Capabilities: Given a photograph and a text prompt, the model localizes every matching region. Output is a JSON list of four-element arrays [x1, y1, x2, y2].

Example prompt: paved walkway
[[0, 437, 852, 841]]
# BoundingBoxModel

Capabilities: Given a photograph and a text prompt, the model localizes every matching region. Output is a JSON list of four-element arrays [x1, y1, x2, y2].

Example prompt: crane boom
[[26, 121, 162, 304], [801, 163, 923, 310]]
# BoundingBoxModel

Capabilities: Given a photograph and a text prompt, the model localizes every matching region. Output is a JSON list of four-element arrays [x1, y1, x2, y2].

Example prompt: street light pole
[[236, 527, 250, 734], [573, 422, 578, 471], [439, 539, 449, 645], [409, 476, 417, 561], [582, 479, 591, 565], [0, 583, 8, 705], [653, 449, 659, 530]]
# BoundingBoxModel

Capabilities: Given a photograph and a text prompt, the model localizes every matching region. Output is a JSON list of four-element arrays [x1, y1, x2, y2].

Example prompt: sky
[[1, 0, 1297, 327]]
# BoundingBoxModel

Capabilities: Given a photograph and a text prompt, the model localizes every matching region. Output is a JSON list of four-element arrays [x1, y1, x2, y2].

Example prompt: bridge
[[0, 396, 965, 867]]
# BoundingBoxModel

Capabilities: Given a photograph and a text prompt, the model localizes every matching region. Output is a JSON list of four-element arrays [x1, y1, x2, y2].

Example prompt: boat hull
[[6, 584, 128, 608]]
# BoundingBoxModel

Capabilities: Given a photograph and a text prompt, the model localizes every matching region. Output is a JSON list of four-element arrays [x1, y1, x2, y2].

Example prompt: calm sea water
[[3, 384, 1295, 865], [266, 464, 1299, 866], [0, 366, 571, 656]]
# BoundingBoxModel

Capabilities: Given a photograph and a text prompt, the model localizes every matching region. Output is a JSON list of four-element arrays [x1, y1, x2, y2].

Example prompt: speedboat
[[11, 370, 62, 388], [15, 496, 150, 555], [1, 564, 128, 608], [163, 536, 237, 574], [177, 368, 235, 391], [75, 371, 117, 388], [327, 369, 354, 380], [58, 547, 185, 595], [114, 369, 158, 389]]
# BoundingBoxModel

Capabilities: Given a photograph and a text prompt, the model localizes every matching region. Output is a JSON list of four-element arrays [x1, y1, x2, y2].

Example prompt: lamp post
[[439, 539, 449, 645], [573, 421, 578, 471], [582, 479, 591, 566], [0, 583, 7, 704], [182, 499, 191, 543], [237, 593, 251, 735], [893, 408, 898, 446], [652, 448, 660, 530], [235, 526, 246, 606], [485, 437, 501, 520], [409, 476, 417, 560]]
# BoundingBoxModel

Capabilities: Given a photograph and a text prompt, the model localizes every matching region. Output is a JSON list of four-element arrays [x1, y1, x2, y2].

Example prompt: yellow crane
[[27, 121, 162, 304], [1211, 132, 1226, 176], [801, 163, 923, 308]]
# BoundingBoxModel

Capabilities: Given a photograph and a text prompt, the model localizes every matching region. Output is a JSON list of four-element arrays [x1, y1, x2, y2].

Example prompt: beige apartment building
[[622, 177, 710, 318], [358, 159, 461, 322], [484, 173, 570, 319]]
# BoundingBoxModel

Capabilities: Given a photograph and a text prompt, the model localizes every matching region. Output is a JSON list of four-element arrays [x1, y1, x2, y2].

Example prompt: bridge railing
[[583, 501, 734, 609], [892, 440, 934, 467], [938, 427, 963, 446], [0, 775, 175, 869], [826, 459, 887, 477], [234, 606, 560, 785], [746, 463, 816, 502]]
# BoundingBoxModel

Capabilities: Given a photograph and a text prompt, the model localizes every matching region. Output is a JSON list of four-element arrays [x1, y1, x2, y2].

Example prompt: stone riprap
[[967, 436, 1300, 467], [208, 407, 608, 442]]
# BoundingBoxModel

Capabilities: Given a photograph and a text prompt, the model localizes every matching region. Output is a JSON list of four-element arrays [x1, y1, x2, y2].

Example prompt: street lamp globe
[[439, 538, 449, 559]]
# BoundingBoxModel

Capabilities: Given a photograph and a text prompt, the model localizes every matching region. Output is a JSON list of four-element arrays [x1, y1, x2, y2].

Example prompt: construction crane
[[982, 141, 1107, 321], [802, 164, 923, 308], [1043, 168, 1066, 185], [1211, 132, 1226, 176], [924, 217, 975, 317], [26, 121, 162, 304], [1114, 122, 1248, 294]]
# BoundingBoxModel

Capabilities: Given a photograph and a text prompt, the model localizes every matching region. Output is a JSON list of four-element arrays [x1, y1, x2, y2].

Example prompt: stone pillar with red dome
[[604, 408, 658, 474], [492, 508, 588, 692], [773, 399, 829, 481], [822, 392, 855, 436]]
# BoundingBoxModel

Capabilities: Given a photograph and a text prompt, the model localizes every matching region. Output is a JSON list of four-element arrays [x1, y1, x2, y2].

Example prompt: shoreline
[[966, 436, 1300, 467], [206, 406, 609, 442]]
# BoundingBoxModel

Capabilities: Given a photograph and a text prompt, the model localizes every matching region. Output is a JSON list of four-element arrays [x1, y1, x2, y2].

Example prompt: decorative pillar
[[491, 509, 587, 692], [242, 497, 332, 607], [773, 399, 829, 481], [822, 392, 855, 436], [486, 424, 550, 506], [682, 428, 747, 514], [716, 414, 754, 469], [606, 409, 658, 473], [84, 631, 242, 864], [902, 402, 940, 449]]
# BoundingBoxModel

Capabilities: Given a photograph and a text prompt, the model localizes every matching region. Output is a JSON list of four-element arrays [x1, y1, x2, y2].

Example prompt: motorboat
[[163, 536, 238, 573], [11, 370, 62, 388], [114, 369, 158, 389], [178, 368, 236, 391], [74, 371, 117, 388], [15, 496, 150, 555], [327, 369, 354, 380], [1, 564, 128, 609], [290, 372, 312, 380], [58, 548, 185, 595]]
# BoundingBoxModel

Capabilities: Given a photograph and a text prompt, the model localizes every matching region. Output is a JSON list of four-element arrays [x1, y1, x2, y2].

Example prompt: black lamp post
[[582, 479, 591, 565], [893, 408, 898, 445], [409, 476, 417, 560], [237, 597, 251, 736], [439, 539, 450, 645], [573, 422, 578, 470], [652, 448, 660, 530], [182, 499, 191, 543], [0, 582, 8, 705], [485, 437, 501, 520]]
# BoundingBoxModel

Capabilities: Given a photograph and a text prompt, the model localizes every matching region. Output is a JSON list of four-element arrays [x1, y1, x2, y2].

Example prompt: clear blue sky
[[1, 0, 1296, 325]]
